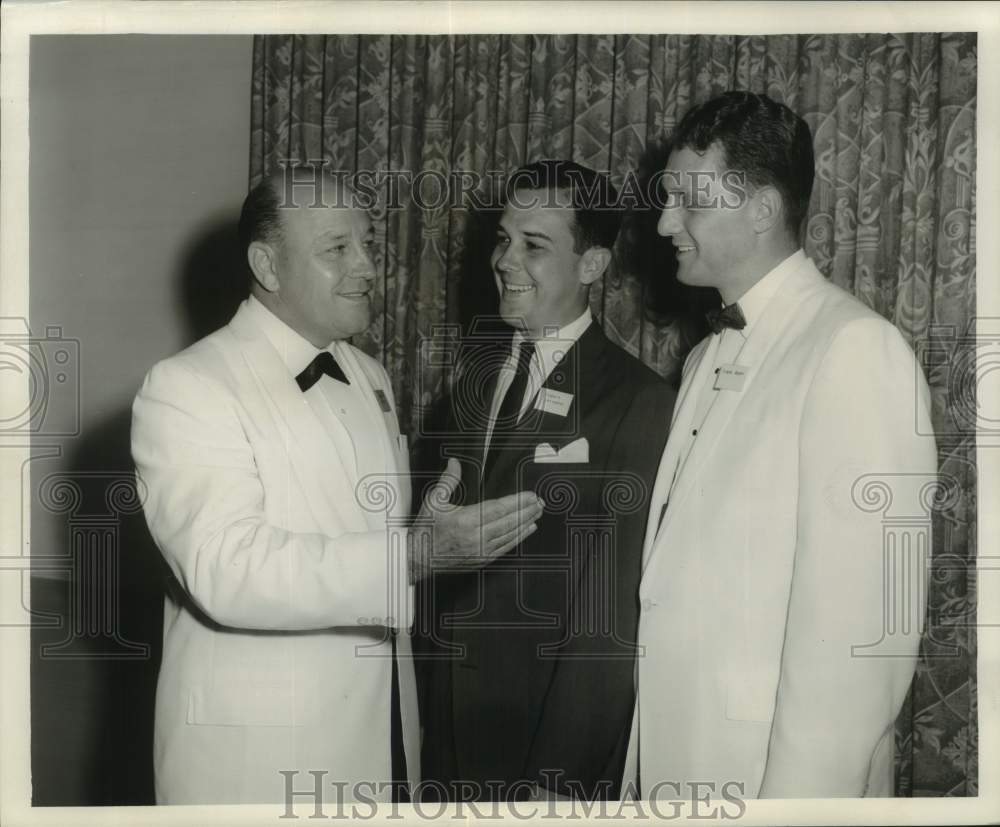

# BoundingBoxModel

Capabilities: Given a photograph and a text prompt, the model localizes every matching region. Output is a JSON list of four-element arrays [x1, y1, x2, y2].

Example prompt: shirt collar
[[728, 249, 806, 336], [512, 307, 592, 348], [513, 307, 592, 370], [245, 294, 326, 376]]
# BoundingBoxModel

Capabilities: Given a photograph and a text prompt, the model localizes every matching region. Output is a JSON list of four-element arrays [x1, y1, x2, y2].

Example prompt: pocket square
[[534, 437, 589, 463]]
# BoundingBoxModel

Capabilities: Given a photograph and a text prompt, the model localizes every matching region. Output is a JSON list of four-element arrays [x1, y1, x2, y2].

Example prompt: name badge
[[534, 388, 573, 417], [397, 434, 408, 455], [374, 389, 392, 413], [714, 364, 748, 392]]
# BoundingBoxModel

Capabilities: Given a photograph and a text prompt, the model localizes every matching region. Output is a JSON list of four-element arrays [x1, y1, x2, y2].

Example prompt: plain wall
[[29, 34, 253, 805]]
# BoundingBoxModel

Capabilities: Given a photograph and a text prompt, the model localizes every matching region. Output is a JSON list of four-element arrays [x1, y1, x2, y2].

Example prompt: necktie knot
[[706, 302, 747, 335], [513, 339, 535, 372], [296, 350, 350, 392]]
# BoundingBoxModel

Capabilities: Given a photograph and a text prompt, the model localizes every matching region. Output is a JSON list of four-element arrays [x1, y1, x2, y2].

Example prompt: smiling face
[[252, 194, 377, 347], [492, 191, 595, 338], [657, 143, 757, 302]]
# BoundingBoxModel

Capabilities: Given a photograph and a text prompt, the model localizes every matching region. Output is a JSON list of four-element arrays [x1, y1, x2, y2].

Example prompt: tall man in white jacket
[[131, 166, 543, 804], [628, 92, 937, 798]]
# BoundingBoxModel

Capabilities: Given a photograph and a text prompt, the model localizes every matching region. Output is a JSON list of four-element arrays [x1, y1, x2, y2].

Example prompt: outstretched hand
[[408, 458, 544, 583]]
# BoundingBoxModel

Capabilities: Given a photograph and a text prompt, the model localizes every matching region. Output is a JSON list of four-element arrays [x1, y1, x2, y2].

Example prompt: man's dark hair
[[672, 91, 815, 236], [238, 163, 358, 254], [504, 160, 623, 252], [238, 172, 284, 252]]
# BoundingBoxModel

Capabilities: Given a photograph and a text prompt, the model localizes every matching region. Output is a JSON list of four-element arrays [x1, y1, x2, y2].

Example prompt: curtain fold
[[249, 32, 977, 796]]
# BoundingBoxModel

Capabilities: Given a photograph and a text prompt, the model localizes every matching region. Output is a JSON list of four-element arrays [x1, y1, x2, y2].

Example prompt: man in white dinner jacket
[[131, 165, 542, 804], [627, 92, 937, 799]]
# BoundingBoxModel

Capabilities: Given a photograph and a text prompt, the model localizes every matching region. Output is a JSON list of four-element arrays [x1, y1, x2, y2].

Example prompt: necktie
[[295, 350, 350, 391], [483, 340, 536, 477], [494, 339, 536, 434], [705, 302, 746, 334]]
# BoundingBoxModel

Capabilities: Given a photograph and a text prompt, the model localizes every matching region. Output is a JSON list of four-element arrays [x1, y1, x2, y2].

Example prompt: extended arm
[[131, 358, 409, 631], [132, 358, 542, 632]]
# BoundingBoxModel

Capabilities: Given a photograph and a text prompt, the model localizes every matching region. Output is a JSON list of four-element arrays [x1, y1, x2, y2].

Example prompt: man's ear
[[752, 186, 784, 234], [248, 240, 281, 292], [578, 247, 612, 286]]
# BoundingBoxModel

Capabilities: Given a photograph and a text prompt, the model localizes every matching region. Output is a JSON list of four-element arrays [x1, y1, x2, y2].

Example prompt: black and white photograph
[[0, 1, 996, 825]]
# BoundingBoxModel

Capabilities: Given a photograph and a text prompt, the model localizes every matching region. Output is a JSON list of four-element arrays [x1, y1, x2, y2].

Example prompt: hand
[[407, 458, 544, 583]]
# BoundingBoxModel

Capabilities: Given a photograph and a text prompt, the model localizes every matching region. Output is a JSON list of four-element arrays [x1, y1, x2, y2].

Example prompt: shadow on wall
[[31, 408, 165, 806], [30, 213, 248, 806], [618, 137, 717, 383], [179, 210, 249, 343]]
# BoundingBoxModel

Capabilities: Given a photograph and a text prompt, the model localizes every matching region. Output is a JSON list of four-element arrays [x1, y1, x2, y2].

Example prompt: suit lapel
[[645, 262, 809, 573], [482, 324, 602, 494], [227, 305, 369, 534], [447, 338, 503, 501], [334, 343, 411, 528], [480, 326, 611, 772], [641, 337, 717, 571]]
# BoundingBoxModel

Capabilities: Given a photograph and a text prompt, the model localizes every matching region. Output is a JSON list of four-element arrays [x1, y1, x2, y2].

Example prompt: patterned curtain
[[249, 32, 977, 796]]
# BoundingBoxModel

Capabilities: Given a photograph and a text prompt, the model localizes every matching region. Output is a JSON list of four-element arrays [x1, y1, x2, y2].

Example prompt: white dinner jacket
[[626, 255, 937, 799], [132, 299, 417, 804]]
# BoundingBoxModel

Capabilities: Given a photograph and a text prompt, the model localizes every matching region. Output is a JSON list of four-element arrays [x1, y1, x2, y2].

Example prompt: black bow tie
[[295, 351, 350, 391], [706, 302, 747, 335]]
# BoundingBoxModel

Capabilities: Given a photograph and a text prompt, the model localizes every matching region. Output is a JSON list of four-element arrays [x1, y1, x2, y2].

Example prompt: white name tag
[[374, 389, 392, 413], [714, 364, 748, 391], [534, 388, 573, 417]]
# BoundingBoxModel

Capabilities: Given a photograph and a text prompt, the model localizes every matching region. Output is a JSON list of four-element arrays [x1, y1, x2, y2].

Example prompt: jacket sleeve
[[131, 356, 411, 632], [758, 317, 937, 796]]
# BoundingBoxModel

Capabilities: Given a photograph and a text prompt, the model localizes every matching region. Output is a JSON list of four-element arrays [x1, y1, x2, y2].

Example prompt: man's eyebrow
[[523, 230, 553, 242]]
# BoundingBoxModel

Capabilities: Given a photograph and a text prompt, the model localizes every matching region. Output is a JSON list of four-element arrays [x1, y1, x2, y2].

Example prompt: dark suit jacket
[[417, 321, 676, 800]]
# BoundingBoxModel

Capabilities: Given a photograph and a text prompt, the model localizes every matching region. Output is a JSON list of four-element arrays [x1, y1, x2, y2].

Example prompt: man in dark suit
[[418, 160, 676, 802]]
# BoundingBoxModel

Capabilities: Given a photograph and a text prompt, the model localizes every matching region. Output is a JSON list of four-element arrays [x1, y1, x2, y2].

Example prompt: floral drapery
[[250, 33, 977, 796]]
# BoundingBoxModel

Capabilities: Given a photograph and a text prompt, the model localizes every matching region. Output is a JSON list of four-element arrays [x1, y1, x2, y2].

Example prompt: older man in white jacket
[[132, 167, 542, 804]]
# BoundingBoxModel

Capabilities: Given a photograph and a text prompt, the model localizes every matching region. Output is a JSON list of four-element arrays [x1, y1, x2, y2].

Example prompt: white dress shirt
[[484, 307, 593, 458]]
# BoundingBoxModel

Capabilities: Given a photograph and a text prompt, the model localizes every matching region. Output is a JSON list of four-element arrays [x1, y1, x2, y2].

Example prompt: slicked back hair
[[672, 91, 815, 237], [504, 160, 623, 253], [238, 171, 285, 254], [238, 163, 351, 255]]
